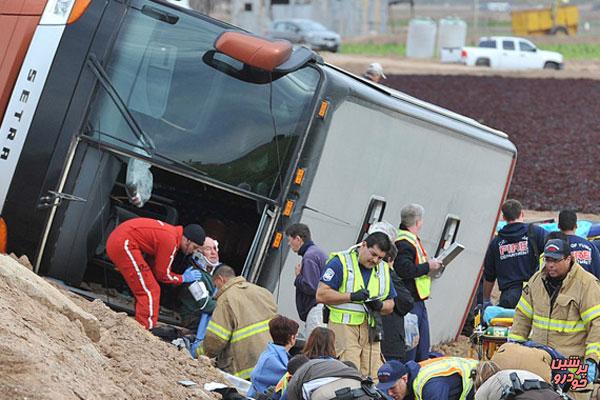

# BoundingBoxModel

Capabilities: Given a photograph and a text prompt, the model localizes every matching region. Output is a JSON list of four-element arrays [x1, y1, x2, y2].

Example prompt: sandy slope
[[0, 254, 222, 400]]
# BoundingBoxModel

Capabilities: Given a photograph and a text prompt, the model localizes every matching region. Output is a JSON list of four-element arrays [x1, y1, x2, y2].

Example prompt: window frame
[[434, 214, 461, 258], [356, 195, 387, 243]]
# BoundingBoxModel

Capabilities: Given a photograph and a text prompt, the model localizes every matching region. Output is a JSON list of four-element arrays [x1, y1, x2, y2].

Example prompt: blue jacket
[[484, 222, 546, 291], [294, 241, 327, 321], [405, 360, 473, 400], [567, 234, 600, 279], [248, 343, 289, 398]]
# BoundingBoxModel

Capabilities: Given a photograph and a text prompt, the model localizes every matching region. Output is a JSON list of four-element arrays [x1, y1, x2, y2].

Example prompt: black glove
[[365, 299, 384, 312], [350, 289, 370, 302]]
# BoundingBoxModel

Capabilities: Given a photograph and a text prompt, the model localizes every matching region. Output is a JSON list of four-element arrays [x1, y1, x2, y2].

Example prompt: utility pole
[[472, 0, 479, 44]]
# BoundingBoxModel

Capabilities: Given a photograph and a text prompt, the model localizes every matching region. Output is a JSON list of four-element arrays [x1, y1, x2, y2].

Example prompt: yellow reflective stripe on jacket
[[507, 332, 527, 342], [413, 358, 478, 400], [532, 314, 586, 333], [234, 367, 254, 380], [582, 304, 600, 324], [207, 320, 232, 341], [516, 296, 533, 319], [586, 343, 600, 359], [231, 319, 271, 343], [397, 230, 430, 299]]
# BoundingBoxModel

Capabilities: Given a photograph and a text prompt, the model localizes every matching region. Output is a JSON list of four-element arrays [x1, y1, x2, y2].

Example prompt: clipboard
[[437, 242, 464, 266]]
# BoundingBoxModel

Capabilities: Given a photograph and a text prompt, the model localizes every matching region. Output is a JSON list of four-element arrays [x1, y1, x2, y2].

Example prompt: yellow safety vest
[[396, 229, 430, 300], [327, 249, 391, 326], [413, 357, 478, 400]]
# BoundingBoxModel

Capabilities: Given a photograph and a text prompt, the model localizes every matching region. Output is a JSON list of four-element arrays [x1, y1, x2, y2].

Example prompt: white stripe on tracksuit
[[165, 245, 178, 282], [124, 239, 154, 329]]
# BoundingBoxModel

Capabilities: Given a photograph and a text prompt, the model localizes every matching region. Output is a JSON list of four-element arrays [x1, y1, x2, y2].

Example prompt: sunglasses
[[544, 256, 568, 263]]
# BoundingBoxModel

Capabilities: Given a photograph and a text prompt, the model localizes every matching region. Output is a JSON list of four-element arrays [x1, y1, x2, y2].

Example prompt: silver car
[[268, 19, 341, 52]]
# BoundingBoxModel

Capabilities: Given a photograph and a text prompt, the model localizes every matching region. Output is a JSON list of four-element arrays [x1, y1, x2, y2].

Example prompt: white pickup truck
[[461, 36, 564, 70]]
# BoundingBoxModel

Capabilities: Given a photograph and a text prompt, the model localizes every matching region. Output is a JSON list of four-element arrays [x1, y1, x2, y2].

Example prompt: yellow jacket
[[202, 276, 277, 379], [509, 262, 600, 364]]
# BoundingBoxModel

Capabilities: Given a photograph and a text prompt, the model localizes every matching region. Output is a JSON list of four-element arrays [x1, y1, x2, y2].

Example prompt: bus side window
[[435, 214, 461, 257], [356, 196, 386, 243]]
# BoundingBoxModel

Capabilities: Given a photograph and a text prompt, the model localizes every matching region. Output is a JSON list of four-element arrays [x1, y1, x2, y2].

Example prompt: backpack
[[499, 372, 572, 400]]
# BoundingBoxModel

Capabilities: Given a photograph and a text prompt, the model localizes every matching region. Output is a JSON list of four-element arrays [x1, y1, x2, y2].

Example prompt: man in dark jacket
[[558, 209, 600, 278], [395, 204, 443, 362], [286, 223, 328, 337], [483, 199, 546, 309], [381, 245, 415, 362]]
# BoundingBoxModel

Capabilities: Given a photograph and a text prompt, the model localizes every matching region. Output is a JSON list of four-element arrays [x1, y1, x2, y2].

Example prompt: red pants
[[106, 234, 160, 330]]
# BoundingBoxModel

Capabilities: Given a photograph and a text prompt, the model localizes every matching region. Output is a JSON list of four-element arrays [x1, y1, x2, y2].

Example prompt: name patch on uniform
[[323, 268, 335, 282]]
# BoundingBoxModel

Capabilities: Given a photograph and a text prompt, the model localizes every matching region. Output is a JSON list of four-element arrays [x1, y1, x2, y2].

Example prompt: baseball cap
[[183, 224, 206, 246], [377, 360, 408, 392], [544, 238, 569, 260], [366, 62, 386, 79]]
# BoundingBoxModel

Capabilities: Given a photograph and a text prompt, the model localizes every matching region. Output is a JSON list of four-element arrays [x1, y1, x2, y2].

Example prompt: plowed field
[[385, 75, 600, 213]]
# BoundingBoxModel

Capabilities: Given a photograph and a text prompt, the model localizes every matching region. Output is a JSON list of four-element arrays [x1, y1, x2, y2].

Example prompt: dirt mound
[[383, 75, 600, 214], [432, 335, 473, 359], [0, 254, 222, 400]]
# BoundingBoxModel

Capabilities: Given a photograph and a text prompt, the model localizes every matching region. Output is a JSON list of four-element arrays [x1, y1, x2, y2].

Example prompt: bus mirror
[[214, 31, 292, 72]]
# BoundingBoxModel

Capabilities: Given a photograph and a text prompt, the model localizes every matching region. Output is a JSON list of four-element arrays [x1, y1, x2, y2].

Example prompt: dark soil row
[[385, 75, 600, 213]]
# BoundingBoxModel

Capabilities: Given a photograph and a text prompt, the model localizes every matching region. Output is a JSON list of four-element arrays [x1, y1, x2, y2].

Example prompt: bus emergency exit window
[[357, 196, 386, 243], [435, 214, 461, 257]]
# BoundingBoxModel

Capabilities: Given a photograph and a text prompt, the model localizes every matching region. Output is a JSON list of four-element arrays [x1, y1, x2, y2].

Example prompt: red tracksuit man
[[106, 218, 205, 329]]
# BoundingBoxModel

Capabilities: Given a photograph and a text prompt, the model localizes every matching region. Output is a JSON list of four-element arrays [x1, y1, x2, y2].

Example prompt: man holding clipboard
[[394, 204, 443, 362]]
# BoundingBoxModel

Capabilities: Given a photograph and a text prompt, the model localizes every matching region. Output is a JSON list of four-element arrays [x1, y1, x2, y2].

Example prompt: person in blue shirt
[[558, 209, 600, 278], [248, 315, 299, 399], [483, 199, 546, 309], [316, 232, 397, 379], [377, 358, 477, 400]]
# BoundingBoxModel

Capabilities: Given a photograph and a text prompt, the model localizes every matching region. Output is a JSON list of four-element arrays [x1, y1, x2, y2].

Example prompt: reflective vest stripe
[[413, 358, 478, 400], [582, 304, 600, 324], [207, 320, 232, 341], [234, 367, 254, 380], [397, 230, 430, 300], [507, 332, 527, 342], [586, 343, 600, 359], [328, 250, 390, 325], [532, 314, 586, 333], [231, 318, 271, 343], [516, 296, 533, 319]]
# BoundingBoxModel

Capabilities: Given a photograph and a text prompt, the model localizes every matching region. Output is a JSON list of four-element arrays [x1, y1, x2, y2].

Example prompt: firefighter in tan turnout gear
[[509, 238, 600, 399], [200, 265, 277, 380]]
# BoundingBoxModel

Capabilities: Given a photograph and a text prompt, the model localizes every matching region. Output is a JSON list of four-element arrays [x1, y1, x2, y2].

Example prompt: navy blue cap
[[183, 224, 206, 246], [544, 238, 569, 260], [377, 360, 408, 392]]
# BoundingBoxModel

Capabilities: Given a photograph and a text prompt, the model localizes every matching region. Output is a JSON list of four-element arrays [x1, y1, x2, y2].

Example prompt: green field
[[341, 42, 600, 60], [538, 43, 600, 60], [341, 43, 406, 57]]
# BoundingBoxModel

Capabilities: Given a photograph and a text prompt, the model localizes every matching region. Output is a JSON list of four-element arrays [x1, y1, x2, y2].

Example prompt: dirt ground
[[0, 254, 223, 400]]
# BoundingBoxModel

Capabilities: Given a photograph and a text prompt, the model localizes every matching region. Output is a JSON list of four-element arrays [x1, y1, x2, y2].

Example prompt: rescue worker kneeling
[[316, 232, 397, 378], [200, 265, 277, 380], [376, 357, 479, 400]]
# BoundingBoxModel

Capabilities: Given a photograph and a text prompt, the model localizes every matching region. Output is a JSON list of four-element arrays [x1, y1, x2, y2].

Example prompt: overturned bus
[[0, 0, 516, 344]]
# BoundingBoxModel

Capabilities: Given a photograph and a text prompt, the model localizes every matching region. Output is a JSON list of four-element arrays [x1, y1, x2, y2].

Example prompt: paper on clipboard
[[437, 242, 464, 266]]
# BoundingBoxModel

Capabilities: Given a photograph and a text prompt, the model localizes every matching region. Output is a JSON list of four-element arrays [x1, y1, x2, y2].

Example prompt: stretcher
[[469, 311, 513, 360]]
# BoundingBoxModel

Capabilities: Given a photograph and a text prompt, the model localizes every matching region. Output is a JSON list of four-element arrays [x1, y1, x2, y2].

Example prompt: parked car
[[461, 36, 564, 70], [268, 19, 341, 52]]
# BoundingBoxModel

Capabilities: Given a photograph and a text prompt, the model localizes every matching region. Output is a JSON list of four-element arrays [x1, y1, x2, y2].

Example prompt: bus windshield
[[86, 1, 320, 199]]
